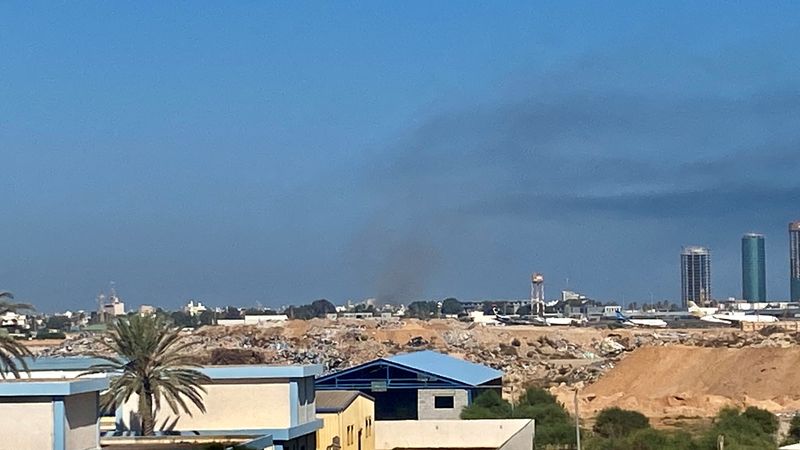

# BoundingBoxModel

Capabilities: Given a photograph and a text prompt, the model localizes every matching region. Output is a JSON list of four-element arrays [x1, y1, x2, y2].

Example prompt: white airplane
[[492, 308, 585, 326], [544, 314, 588, 326], [688, 301, 780, 325], [615, 311, 668, 328]]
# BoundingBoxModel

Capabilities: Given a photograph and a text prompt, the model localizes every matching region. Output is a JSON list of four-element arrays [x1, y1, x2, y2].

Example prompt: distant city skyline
[[681, 246, 712, 307], [2, 3, 800, 311], [790, 222, 800, 301], [741, 233, 767, 302]]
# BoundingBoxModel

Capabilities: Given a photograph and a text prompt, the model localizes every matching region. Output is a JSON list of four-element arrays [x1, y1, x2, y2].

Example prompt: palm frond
[[0, 334, 32, 379], [83, 313, 210, 434]]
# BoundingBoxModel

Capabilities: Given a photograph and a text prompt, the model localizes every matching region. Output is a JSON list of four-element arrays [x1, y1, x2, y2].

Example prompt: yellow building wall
[[0, 400, 54, 450], [317, 395, 374, 450]]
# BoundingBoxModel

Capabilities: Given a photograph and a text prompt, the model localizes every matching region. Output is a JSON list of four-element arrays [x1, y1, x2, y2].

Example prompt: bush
[[783, 414, 800, 446], [697, 407, 778, 450], [742, 406, 778, 435], [593, 407, 650, 439], [460, 390, 512, 419], [514, 387, 575, 447], [462, 387, 578, 448], [586, 428, 701, 450], [36, 330, 66, 339]]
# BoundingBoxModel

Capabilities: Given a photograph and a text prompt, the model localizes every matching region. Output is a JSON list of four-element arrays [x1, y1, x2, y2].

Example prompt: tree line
[[461, 388, 798, 449]]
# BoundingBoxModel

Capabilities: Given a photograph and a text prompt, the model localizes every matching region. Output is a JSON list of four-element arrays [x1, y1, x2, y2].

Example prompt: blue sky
[[2, 2, 800, 311]]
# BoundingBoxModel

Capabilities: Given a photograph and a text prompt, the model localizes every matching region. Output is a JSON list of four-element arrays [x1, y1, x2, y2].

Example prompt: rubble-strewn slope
[[556, 345, 800, 419], [37, 318, 800, 411]]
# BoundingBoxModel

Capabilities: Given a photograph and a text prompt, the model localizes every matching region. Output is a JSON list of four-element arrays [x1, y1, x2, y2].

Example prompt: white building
[[100, 290, 125, 317], [0, 311, 30, 330], [185, 300, 208, 316]]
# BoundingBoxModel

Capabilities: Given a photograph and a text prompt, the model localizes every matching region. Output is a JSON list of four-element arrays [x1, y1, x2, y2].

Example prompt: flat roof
[[199, 364, 322, 379], [16, 357, 323, 379], [101, 432, 272, 450], [0, 377, 109, 397]]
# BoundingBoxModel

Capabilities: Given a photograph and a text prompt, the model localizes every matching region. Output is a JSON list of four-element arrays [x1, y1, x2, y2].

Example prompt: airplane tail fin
[[615, 311, 628, 321], [687, 301, 704, 317]]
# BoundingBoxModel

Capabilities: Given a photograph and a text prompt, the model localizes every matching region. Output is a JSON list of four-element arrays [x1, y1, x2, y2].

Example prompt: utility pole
[[574, 389, 582, 450]]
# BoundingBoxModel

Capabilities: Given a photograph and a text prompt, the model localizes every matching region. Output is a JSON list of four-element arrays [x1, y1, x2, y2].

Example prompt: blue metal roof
[[385, 350, 502, 386]]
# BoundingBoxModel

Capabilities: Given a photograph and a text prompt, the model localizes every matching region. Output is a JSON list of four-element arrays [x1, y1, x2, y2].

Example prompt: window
[[434, 395, 455, 409], [365, 416, 372, 437]]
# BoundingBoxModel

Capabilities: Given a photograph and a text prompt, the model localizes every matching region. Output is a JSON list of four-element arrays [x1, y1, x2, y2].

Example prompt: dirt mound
[[563, 345, 800, 418]]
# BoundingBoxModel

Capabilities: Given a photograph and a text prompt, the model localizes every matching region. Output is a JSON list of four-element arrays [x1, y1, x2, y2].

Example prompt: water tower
[[531, 273, 545, 316]]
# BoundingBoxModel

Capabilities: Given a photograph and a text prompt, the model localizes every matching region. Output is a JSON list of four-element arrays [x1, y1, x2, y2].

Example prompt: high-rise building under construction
[[791, 222, 800, 301], [681, 246, 711, 307], [741, 233, 766, 302]]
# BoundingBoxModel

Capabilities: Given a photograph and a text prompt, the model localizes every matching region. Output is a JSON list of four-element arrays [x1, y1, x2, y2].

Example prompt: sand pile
[[560, 345, 800, 418]]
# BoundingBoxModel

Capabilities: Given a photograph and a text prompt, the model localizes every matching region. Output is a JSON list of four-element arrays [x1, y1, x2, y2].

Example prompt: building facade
[[681, 246, 712, 307], [316, 391, 375, 450], [120, 365, 322, 450], [316, 350, 503, 421], [742, 233, 767, 302], [7, 357, 321, 450], [0, 377, 108, 450], [791, 222, 800, 302]]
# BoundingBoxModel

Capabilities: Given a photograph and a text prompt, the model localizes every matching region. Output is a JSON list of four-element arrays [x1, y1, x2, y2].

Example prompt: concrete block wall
[[417, 389, 468, 420]]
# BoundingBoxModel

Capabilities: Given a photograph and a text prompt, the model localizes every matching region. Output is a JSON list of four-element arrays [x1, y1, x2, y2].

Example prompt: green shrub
[[741, 406, 778, 435], [593, 407, 650, 439], [460, 390, 512, 419], [36, 330, 66, 339], [462, 387, 577, 447], [783, 414, 800, 446], [697, 407, 777, 450]]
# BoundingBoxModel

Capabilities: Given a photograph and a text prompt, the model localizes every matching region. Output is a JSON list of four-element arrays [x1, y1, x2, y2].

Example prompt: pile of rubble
[[35, 319, 800, 397]]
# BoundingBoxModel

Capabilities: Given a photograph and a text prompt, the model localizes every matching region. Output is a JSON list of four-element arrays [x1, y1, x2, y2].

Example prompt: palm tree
[[82, 314, 210, 435], [0, 291, 33, 379], [0, 291, 35, 314]]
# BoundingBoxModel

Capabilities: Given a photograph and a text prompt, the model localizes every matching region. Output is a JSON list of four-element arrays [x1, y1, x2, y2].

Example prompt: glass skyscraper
[[681, 246, 711, 307], [791, 222, 800, 301], [741, 233, 766, 302]]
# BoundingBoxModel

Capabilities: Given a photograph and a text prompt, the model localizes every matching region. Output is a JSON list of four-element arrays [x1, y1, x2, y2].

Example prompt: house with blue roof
[[315, 350, 503, 420]]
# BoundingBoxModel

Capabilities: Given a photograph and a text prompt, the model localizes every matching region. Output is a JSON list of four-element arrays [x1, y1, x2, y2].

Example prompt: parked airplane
[[615, 311, 668, 328], [493, 308, 546, 326], [493, 308, 584, 326], [687, 302, 779, 325]]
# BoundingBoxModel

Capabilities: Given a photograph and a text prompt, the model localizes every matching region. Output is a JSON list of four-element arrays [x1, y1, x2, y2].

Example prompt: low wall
[[375, 419, 533, 450]]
